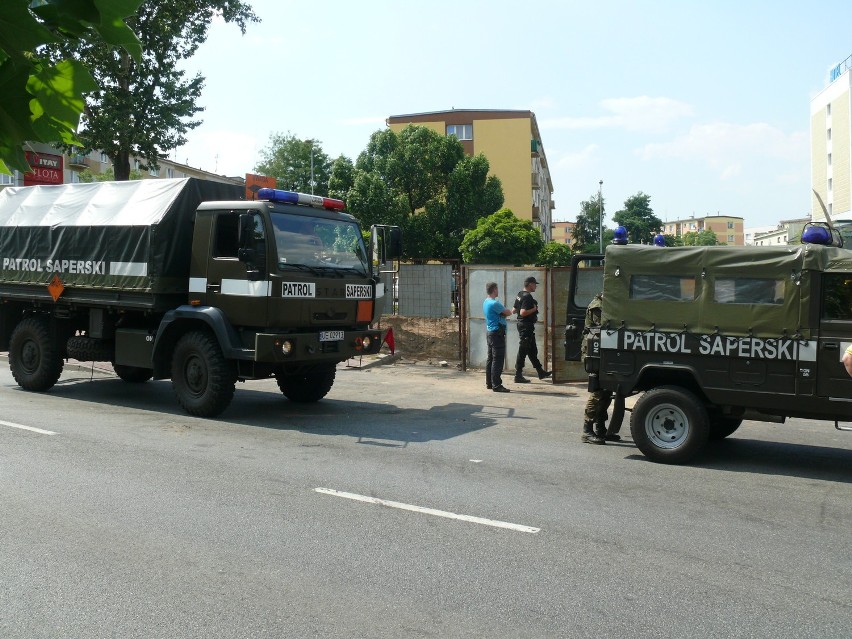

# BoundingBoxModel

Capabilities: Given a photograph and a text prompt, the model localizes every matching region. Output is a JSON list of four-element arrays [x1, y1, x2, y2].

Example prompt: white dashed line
[[315, 487, 540, 534], [0, 420, 58, 436]]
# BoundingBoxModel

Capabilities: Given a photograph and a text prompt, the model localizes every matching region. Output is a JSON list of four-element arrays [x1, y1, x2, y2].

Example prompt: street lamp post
[[598, 180, 604, 253], [309, 140, 315, 195]]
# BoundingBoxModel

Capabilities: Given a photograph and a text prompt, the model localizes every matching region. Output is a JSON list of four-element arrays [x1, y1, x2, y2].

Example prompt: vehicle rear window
[[714, 278, 784, 304], [822, 273, 852, 320], [630, 275, 696, 301]]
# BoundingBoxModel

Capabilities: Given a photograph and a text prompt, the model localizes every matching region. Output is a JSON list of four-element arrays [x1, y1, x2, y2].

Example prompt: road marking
[[315, 487, 540, 534], [0, 420, 58, 436]]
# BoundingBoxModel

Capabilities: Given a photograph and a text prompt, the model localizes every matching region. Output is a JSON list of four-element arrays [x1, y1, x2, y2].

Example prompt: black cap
[[524, 276, 539, 285]]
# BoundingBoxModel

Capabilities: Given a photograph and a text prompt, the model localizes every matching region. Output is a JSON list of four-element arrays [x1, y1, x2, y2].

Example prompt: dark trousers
[[584, 389, 613, 425], [515, 322, 543, 373], [486, 329, 506, 388]]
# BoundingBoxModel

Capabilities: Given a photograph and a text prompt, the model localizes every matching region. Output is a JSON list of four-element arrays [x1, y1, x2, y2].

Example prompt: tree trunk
[[113, 149, 131, 181]]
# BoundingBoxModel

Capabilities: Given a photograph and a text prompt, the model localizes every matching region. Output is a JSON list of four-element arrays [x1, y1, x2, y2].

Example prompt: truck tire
[[708, 415, 743, 440], [113, 364, 153, 383], [171, 331, 236, 417], [9, 316, 65, 392], [66, 335, 114, 362], [630, 386, 709, 464], [276, 364, 336, 403]]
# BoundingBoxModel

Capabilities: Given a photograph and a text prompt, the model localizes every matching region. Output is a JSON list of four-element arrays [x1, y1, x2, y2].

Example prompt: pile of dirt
[[377, 316, 460, 362]]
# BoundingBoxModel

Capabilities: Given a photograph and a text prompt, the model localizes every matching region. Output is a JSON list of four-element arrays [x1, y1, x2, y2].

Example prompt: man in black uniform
[[513, 276, 552, 383]]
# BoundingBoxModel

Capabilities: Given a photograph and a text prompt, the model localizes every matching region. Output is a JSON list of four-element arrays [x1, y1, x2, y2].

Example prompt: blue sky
[[174, 0, 852, 229]]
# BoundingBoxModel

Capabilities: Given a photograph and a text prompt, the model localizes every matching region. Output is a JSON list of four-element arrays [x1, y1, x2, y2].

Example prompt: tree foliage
[[77, 167, 145, 182], [255, 132, 333, 195], [612, 192, 663, 244], [572, 193, 606, 253], [42, 0, 258, 180], [0, 0, 142, 174], [337, 125, 504, 260], [682, 229, 720, 245], [460, 208, 543, 265], [536, 241, 573, 267]]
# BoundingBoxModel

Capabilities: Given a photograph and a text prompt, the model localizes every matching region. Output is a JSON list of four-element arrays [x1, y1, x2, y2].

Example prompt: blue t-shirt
[[483, 297, 507, 332]]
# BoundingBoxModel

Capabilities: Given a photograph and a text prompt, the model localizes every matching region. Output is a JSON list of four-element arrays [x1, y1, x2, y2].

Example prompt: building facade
[[386, 109, 554, 241], [0, 142, 243, 192], [811, 53, 852, 224], [661, 214, 744, 245], [551, 220, 575, 247]]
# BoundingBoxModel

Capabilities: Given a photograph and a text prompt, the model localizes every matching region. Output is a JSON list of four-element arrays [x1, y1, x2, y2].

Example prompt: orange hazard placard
[[245, 173, 276, 200], [48, 274, 64, 302]]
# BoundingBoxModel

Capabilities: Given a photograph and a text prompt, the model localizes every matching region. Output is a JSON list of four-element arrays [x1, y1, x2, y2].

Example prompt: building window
[[134, 159, 140, 170], [827, 104, 831, 116], [827, 128, 832, 141], [828, 153, 832, 166], [149, 166, 159, 177], [829, 178, 833, 191], [727, 221, 734, 229], [446, 124, 472, 140], [70, 171, 80, 183], [728, 235, 734, 243], [166, 168, 174, 178], [100, 152, 108, 163], [0, 172, 16, 185]]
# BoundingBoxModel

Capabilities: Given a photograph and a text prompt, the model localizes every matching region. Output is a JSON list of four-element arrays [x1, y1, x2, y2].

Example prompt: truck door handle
[[207, 283, 220, 293], [823, 343, 838, 350]]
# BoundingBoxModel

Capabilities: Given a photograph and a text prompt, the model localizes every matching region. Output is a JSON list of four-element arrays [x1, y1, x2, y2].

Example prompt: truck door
[[203, 210, 269, 328], [564, 254, 605, 361], [815, 271, 852, 400]]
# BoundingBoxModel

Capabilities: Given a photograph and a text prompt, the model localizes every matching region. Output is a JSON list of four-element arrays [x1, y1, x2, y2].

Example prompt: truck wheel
[[708, 415, 743, 440], [113, 364, 153, 383], [171, 331, 236, 417], [276, 364, 336, 403], [9, 316, 65, 391], [630, 386, 709, 464]]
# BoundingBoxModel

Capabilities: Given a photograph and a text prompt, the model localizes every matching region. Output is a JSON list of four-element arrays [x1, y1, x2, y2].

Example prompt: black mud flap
[[607, 393, 626, 435]]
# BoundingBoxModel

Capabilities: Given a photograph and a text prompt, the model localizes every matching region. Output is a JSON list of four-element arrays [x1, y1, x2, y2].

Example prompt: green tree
[[612, 192, 663, 245], [683, 229, 719, 246], [328, 155, 354, 199], [43, 1, 258, 180], [78, 167, 145, 182], [339, 125, 504, 259], [536, 241, 572, 266], [0, 0, 142, 174], [256, 132, 332, 195], [572, 194, 606, 253], [663, 233, 683, 246], [460, 208, 544, 265]]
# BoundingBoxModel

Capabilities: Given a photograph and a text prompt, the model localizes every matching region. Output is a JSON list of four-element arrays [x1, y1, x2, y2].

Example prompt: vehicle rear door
[[815, 271, 852, 401]]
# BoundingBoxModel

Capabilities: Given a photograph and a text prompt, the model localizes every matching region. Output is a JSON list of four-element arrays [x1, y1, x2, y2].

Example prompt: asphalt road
[[1, 358, 850, 638]]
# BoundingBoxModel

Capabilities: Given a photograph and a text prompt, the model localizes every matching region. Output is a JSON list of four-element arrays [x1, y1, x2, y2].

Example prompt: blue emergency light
[[256, 188, 345, 211]]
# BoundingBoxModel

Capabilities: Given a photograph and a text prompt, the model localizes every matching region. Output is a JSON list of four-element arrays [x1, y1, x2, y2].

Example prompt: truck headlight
[[362, 336, 371, 349], [281, 340, 293, 355]]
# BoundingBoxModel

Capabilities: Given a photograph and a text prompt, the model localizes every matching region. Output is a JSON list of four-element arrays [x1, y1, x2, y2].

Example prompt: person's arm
[[501, 307, 512, 317], [843, 346, 852, 377]]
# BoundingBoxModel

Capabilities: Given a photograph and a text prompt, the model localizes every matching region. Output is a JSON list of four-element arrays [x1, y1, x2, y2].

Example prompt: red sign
[[24, 152, 64, 186], [245, 173, 276, 200]]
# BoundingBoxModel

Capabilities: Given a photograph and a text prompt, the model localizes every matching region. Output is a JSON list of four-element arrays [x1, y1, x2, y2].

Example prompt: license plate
[[319, 330, 344, 342]]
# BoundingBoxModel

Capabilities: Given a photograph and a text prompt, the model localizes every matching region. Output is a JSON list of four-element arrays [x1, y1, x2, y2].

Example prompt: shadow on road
[[11, 377, 513, 445]]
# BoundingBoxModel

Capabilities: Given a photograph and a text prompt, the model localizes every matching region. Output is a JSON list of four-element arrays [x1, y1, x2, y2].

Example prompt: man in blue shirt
[[483, 281, 513, 393]]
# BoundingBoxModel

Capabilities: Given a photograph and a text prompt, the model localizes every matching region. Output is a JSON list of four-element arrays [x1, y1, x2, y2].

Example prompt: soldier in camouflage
[[581, 292, 616, 444]]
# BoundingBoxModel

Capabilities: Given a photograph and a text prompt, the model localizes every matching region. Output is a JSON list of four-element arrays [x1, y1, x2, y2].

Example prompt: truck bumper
[[255, 328, 385, 363]]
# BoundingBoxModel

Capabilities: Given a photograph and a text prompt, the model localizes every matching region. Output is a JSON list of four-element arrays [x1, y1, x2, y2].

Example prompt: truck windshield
[[270, 212, 368, 275]]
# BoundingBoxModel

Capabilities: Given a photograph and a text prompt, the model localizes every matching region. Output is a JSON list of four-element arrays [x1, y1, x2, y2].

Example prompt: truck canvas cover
[[0, 178, 244, 296], [601, 244, 852, 339]]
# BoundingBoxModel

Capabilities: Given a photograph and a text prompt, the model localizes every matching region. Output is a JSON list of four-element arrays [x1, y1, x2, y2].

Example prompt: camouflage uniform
[[581, 294, 610, 444]]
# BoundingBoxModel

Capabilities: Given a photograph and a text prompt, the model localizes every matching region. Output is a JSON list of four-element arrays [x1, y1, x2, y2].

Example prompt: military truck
[[565, 239, 852, 463], [0, 178, 400, 417]]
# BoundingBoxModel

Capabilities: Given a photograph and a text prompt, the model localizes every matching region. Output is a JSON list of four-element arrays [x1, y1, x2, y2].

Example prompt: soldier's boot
[[536, 367, 552, 380], [596, 422, 620, 442], [514, 370, 531, 383], [581, 421, 605, 445]]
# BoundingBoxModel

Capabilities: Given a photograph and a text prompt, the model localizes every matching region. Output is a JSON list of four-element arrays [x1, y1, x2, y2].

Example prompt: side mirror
[[386, 227, 402, 260], [239, 213, 255, 249], [371, 225, 402, 275]]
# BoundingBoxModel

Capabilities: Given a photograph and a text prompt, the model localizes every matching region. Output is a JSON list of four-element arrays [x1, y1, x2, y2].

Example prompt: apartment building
[[0, 142, 243, 192], [811, 53, 852, 224], [551, 220, 576, 247], [386, 109, 554, 241], [661, 214, 744, 245]]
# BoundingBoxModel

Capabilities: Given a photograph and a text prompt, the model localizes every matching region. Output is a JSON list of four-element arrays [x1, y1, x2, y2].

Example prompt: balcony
[[531, 172, 541, 189], [68, 154, 89, 170]]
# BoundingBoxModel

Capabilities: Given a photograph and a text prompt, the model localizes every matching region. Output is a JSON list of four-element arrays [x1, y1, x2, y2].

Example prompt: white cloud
[[638, 123, 808, 171], [553, 144, 599, 171], [540, 96, 693, 133]]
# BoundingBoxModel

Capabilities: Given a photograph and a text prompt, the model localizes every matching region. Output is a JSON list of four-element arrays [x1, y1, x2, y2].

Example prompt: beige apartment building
[[551, 220, 575, 247], [811, 53, 852, 224], [387, 109, 555, 241], [661, 214, 744, 245]]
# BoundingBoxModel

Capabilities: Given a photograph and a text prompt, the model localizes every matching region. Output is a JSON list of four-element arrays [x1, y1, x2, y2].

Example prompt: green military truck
[[565, 238, 852, 464], [0, 178, 400, 417]]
